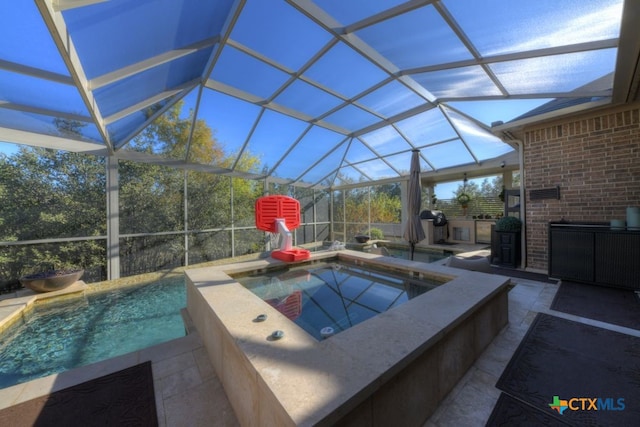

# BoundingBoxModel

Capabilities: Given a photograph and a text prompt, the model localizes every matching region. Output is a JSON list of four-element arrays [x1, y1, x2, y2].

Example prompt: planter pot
[[20, 269, 84, 293], [491, 227, 521, 268]]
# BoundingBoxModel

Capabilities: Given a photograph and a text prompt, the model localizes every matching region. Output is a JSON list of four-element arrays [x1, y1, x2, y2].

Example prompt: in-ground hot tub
[[234, 258, 446, 340], [185, 249, 509, 426]]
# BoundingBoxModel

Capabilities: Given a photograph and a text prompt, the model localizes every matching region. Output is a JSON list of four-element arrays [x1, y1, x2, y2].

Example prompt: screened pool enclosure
[[1, 0, 636, 283]]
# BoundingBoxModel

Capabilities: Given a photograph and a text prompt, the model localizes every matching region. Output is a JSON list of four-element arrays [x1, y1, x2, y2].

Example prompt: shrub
[[495, 216, 522, 232], [369, 227, 385, 240]]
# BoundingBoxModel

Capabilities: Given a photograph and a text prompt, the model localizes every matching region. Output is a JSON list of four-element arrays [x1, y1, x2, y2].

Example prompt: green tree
[[0, 147, 106, 282], [119, 101, 265, 272], [332, 185, 402, 239]]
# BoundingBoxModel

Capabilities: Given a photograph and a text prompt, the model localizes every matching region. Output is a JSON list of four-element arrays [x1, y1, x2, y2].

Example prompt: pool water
[[238, 261, 444, 340], [0, 278, 186, 389], [386, 247, 451, 263]]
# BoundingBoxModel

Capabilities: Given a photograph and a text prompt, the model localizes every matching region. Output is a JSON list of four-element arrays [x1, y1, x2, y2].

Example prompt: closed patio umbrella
[[403, 149, 426, 260]]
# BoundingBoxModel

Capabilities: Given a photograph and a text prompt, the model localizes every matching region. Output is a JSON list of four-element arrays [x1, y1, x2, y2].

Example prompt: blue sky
[[0, 142, 18, 156]]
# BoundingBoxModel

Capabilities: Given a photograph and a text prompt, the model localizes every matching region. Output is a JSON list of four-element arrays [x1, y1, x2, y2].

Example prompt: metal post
[[184, 169, 189, 266], [106, 155, 120, 280]]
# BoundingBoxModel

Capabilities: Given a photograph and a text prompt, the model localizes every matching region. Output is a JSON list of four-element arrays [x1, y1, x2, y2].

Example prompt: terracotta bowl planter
[[19, 269, 84, 293]]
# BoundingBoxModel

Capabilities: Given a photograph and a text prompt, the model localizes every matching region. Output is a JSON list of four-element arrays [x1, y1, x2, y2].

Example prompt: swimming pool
[[0, 277, 186, 389], [236, 260, 444, 340]]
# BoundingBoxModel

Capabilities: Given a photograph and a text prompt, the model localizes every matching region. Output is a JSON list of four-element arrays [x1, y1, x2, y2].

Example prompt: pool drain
[[320, 326, 335, 338]]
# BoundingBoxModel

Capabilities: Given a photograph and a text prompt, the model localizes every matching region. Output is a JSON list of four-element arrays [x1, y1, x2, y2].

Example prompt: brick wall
[[523, 104, 640, 271]]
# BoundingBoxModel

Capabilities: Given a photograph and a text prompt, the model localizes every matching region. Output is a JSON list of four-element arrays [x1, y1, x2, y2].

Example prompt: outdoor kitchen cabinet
[[594, 232, 640, 289], [548, 222, 640, 290]]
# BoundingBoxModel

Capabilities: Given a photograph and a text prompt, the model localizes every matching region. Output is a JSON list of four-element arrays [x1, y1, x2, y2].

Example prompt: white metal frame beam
[[52, 0, 108, 12], [0, 126, 107, 154], [35, 0, 113, 152], [89, 37, 219, 90]]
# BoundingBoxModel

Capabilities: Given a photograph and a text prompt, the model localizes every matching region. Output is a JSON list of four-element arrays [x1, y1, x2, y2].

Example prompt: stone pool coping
[[185, 249, 510, 426]]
